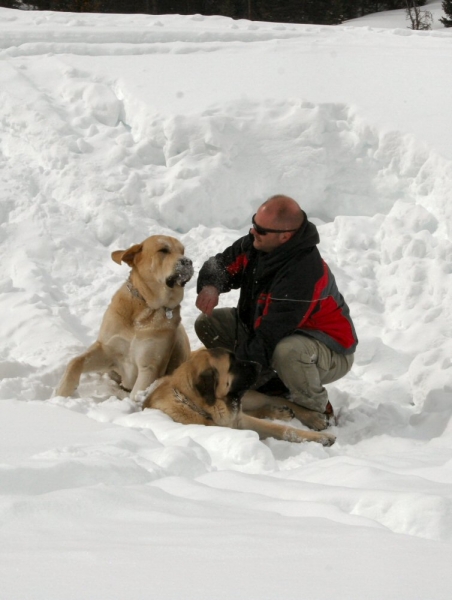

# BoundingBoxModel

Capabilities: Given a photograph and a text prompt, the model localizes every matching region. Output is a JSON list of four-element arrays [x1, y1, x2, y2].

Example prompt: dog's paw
[[292, 402, 336, 432], [318, 432, 336, 447], [297, 409, 329, 431]]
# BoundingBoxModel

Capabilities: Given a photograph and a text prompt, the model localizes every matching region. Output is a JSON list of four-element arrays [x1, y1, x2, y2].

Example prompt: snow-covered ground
[[1, 3, 452, 598]]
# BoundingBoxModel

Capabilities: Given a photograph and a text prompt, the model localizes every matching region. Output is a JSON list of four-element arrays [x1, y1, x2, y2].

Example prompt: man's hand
[[196, 286, 219, 316]]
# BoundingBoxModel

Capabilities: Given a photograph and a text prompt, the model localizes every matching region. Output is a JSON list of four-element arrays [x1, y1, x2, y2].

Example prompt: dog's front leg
[[242, 390, 329, 431], [130, 365, 161, 401], [236, 413, 336, 446], [130, 339, 173, 400]]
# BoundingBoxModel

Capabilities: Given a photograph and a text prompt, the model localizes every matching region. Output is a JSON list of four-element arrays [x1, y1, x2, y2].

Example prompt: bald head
[[251, 195, 304, 253], [259, 195, 304, 231]]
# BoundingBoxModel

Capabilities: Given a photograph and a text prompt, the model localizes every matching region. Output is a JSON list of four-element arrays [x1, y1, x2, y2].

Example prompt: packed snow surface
[[1, 4, 452, 599]]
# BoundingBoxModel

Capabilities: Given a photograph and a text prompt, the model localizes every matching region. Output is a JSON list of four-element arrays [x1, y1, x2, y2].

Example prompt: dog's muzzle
[[166, 257, 194, 288]]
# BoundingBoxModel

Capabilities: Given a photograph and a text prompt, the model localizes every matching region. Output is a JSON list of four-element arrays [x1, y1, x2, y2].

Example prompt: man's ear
[[280, 231, 295, 245], [195, 367, 219, 406], [111, 243, 143, 266]]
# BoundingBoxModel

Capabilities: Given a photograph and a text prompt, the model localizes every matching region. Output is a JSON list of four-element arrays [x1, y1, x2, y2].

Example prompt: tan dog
[[55, 235, 194, 400], [143, 347, 336, 446]]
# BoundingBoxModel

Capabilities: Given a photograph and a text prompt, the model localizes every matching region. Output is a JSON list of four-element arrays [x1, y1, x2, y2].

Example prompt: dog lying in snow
[[143, 346, 336, 446]]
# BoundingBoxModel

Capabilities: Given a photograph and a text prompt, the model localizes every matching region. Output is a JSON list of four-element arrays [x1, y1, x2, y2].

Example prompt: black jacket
[[197, 215, 358, 368]]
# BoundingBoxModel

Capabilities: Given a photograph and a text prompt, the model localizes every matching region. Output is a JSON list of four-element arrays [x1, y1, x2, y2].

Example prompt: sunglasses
[[251, 214, 299, 236]]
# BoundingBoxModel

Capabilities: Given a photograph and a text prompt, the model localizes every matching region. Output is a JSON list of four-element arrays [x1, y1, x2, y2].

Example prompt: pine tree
[[440, 0, 452, 26]]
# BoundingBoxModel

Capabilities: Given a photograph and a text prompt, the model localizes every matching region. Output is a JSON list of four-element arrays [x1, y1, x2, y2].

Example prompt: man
[[195, 195, 357, 429]]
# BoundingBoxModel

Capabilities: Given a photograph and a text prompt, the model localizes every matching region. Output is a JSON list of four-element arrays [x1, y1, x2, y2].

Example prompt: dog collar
[[126, 277, 174, 320], [126, 277, 145, 302], [172, 388, 213, 421]]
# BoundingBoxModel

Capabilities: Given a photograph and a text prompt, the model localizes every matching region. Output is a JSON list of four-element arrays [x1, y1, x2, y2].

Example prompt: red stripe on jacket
[[299, 262, 356, 349], [254, 293, 272, 330], [226, 253, 249, 276]]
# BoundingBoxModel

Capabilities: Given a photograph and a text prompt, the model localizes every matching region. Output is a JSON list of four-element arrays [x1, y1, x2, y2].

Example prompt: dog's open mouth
[[166, 258, 194, 288]]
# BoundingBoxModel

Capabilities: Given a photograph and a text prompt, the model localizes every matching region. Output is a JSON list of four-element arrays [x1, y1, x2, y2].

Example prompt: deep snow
[[1, 3, 452, 599]]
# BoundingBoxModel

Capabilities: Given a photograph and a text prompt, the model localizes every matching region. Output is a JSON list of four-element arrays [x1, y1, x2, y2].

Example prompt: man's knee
[[271, 335, 329, 413], [194, 312, 207, 336], [194, 308, 238, 350], [272, 337, 292, 366], [194, 312, 212, 346], [272, 335, 318, 371]]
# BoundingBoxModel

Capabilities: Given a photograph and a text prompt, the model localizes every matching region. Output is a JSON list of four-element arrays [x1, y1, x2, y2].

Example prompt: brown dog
[[143, 347, 336, 446], [55, 235, 194, 400]]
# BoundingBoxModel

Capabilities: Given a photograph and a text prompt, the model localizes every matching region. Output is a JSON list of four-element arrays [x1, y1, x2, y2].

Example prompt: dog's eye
[[158, 248, 170, 254]]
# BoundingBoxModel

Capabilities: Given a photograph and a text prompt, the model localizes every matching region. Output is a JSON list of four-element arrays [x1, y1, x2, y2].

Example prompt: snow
[[1, 3, 452, 598]]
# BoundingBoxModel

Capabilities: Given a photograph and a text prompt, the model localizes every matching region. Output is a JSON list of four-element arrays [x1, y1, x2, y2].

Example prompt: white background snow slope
[[1, 3, 452, 599]]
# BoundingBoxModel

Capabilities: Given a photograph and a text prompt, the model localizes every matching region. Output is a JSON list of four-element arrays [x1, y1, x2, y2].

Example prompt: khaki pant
[[195, 307, 354, 412]]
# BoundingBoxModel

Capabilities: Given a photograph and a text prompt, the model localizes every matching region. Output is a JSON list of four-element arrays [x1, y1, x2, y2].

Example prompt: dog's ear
[[111, 244, 143, 267], [111, 250, 124, 265], [195, 367, 218, 406]]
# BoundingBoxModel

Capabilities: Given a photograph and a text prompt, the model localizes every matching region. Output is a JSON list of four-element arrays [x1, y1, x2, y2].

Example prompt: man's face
[[250, 209, 293, 253]]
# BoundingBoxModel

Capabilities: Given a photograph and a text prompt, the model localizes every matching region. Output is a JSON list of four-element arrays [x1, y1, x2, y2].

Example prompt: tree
[[440, 0, 452, 26], [27, 0, 145, 12], [405, 0, 433, 29], [6, 0, 439, 27], [0, 0, 34, 7]]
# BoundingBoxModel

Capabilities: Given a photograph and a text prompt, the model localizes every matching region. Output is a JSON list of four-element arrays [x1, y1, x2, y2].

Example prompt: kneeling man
[[195, 195, 358, 430]]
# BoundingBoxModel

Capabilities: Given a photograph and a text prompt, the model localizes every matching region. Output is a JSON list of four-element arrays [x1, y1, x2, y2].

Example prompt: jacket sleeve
[[235, 256, 322, 368], [196, 235, 251, 294]]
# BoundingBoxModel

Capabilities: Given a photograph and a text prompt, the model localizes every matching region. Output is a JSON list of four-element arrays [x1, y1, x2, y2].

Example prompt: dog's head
[[191, 348, 260, 411], [111, 235, 194, 289]]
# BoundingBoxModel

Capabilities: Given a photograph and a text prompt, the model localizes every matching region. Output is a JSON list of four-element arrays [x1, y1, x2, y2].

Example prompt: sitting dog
[[55, 235, 194, 400], [143, 347, 336, 446]]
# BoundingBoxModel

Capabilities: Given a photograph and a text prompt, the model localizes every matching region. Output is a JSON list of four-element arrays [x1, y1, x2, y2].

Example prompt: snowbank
[[1, 7, 452, 599]]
